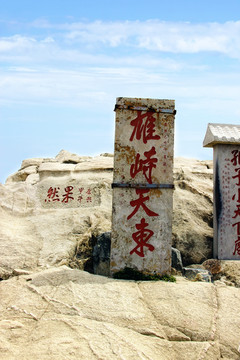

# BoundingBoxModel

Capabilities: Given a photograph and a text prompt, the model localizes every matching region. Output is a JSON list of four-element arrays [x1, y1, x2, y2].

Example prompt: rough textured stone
[[93, 232, 111, 276], [111, 97, 175, 276], [55, 149, 91, 164], [212, 145, 240, 260], [183, 268, 212, 282], [0, 266, 240, 359], [20, 157, 44, 170], [173, 157, 213, 265], [0, 154, 214, 272], [171, 247, 183, 272], [203, 259, 222, 275], [1, 152, 240, 359], [5, 165, 37, 184], [0, 154, 113, 275]]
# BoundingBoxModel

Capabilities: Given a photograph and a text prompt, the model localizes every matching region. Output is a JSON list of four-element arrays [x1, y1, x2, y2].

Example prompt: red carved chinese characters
[[130, 218, 155, 257], [86, 188, 92, 202], [232, 168, 240, 186], [45, 187, 60, 202], [128, 110, 161, 257], [127, 189, 159, 220], [44, 186, 94, 206], [130, 146, 158, 184], [232, 222, 240, 256], [231, 150, 240, 256], [130, 111, 160, 144], [62, 186, 74, 203], [231, 150, 240, 166]]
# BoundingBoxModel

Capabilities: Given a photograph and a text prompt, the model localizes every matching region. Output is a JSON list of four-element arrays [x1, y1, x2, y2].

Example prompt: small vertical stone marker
[[111, 97, 176, 276], [203, 123, 240, 260]]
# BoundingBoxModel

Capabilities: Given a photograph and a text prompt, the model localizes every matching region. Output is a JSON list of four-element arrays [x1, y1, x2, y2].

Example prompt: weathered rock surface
[[1, 150, 240, 359], [1, 266, 240, 359], [1, 151, 214, 273], [1, 150, 113, 277], [173, 157, 213, 265]]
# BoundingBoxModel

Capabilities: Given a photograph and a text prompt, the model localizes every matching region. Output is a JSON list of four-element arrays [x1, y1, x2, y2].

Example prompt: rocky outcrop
[[1, 266, 240, 359], [0, 150, 113, 277], [173, 158, 213, 265], [1, 150, 240, 359], [1, 151, 213, 272]]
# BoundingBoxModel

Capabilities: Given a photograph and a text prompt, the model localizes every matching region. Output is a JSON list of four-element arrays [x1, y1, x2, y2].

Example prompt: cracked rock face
[[1, 266, 240, 359], [1, 151, 214, 275], [1, 151, 240, 359]]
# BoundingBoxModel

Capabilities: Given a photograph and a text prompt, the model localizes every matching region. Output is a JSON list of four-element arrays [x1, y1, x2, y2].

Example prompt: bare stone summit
[[0, 150, 240, 359]]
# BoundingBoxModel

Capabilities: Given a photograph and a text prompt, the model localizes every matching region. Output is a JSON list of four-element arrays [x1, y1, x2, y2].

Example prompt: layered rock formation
[[1, 150, 240, 359]]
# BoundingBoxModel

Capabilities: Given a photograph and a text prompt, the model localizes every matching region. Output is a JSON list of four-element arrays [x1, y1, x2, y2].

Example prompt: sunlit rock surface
[[1, 150, 240, 359]]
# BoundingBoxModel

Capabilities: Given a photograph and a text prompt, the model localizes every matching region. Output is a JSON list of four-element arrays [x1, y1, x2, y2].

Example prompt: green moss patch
[[113, 267, 176, 282]]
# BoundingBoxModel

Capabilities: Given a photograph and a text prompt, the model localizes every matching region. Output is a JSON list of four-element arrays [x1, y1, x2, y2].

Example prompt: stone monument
[[203, 123, 240, 259], [111, 97, 176, 275]]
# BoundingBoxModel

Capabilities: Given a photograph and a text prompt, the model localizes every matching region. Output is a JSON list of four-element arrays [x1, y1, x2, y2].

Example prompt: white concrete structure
[[203, 123, 240, 260], [111, 97, 176, 275]]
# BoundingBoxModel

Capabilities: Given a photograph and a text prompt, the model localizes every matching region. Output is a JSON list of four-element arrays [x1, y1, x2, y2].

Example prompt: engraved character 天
[[232, 205, 240, 219], [127, 189, 159, 220]]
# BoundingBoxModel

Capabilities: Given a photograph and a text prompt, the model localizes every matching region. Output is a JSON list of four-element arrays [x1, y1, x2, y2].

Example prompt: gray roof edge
[[203, 123, 240, 148]]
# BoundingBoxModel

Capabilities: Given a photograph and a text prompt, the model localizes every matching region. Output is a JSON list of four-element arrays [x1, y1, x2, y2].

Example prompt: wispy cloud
[[1, 19, 240, 116], [2, 19, 240, 58], [28, 19, 240, 57]]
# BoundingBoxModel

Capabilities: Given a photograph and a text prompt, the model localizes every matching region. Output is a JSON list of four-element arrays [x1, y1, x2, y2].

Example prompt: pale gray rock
[[183, 267, 212, 282], [0, 266, 239, 359], [55, 149, 91, 163], [0, 155, 214, 275], [173, 157, 213, 265], [20, 158, 44, 170], [74, 156, 113, 171], [5, 165, 37, 184], [171, 247, 183, 272], [1, 153, 240, 359], [25, 173, 40, 185]]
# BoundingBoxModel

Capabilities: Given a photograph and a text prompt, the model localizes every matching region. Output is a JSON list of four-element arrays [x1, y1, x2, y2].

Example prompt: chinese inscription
[[128, 112, 160, 257], [231, 149, 240, 256], [214, 145, 240, 260], [39, 183, 99, 208], [111, 97, 175, 275]]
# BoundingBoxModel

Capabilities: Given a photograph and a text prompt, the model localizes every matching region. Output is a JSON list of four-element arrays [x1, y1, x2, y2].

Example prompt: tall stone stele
[[111, 97, 176, 276], [203, 123, 240, 260]]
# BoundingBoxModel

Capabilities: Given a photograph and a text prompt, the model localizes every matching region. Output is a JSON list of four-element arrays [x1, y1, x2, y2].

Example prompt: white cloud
[[0, 35, 36, 52], [1, 18, 240, 122], [3, 19, 240, 58], [61, 19, 240, 57], [1, 19, 240, 72]]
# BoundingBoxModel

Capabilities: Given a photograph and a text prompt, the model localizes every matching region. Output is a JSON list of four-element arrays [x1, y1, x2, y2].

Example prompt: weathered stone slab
[[213, 145, 240, 259], [204, 123, 240, 260], [111, 97, 175, 275]]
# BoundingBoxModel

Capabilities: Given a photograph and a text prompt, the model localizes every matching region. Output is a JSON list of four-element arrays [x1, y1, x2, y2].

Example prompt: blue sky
[[1, 0, 240, 182]]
